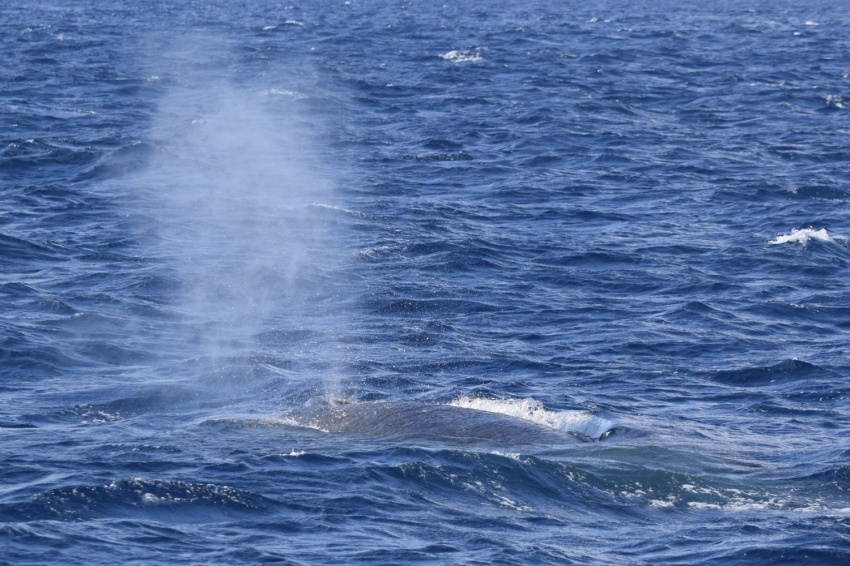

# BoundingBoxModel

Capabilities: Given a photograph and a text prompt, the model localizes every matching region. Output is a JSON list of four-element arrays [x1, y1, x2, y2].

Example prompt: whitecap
[[490, 450, 523, 461], [142, 492, 167, 505], [769, 227, 833, 245], [492, 493, 532, 512], [440, 50, 482, 63], [823, 95, 848, 109], [448, 396, 617, 441]]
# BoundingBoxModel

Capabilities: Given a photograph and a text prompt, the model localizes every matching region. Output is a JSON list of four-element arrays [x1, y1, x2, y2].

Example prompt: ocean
[[1, 0, 848, 563]]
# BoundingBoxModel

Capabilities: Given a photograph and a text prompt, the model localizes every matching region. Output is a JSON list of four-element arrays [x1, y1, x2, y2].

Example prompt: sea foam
[[440, 50, 482, 63], [769, 227, 834, 245], [448, 396, 617, 441]]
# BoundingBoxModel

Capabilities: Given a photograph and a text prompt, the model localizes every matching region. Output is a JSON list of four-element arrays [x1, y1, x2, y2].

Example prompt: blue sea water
[[1, 0, 849, 563]]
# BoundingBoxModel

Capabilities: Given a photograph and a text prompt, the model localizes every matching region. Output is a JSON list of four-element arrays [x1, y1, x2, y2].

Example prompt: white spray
[[140, 36, 346, 396]]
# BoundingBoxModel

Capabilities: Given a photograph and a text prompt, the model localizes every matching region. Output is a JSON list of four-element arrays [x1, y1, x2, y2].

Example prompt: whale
[[282, 397, 607, 446]]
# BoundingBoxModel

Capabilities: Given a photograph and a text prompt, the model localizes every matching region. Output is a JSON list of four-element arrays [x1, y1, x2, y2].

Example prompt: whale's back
[[283, 399, 584, 446]]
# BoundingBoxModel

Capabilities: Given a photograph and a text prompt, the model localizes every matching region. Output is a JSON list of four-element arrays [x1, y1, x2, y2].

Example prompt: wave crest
[[770, 227, 834, 245], [440, 50, 483, 63], [448, 396, 618, 441]]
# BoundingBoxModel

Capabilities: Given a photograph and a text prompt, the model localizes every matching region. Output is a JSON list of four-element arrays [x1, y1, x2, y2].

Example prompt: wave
[[770, 227, 836, 245], [823, 94, 848, 110], [1, 478, 274, 522], [440, 50, 482, 63], [0, 421, 37, 428], [448, 396, 618, 441], [712, 358, 825, 386]]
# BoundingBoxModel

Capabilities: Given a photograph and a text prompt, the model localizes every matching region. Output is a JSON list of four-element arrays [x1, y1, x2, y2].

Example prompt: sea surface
[[1, 0, 849, 564]]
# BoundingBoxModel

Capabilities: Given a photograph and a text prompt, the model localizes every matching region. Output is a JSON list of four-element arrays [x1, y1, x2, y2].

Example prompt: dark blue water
[[2, 0, 848, 563]]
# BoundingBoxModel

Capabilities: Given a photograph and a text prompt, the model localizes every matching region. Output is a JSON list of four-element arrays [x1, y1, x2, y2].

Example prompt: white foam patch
[[824, 95, 848, 109], [448, 396, 617, 440], [770, 227, 834, 245], [279, 415, 330, 433], [142, 492, 168, 505], [490, 451, 523, 461], [440, 50, 483, 63]]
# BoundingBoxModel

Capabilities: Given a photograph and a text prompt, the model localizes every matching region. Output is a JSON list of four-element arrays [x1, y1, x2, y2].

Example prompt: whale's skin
[[282, 397, 582, 445]]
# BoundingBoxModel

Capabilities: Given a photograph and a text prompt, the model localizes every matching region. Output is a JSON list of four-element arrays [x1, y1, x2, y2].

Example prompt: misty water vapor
[[140, 41, 345, 392]]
